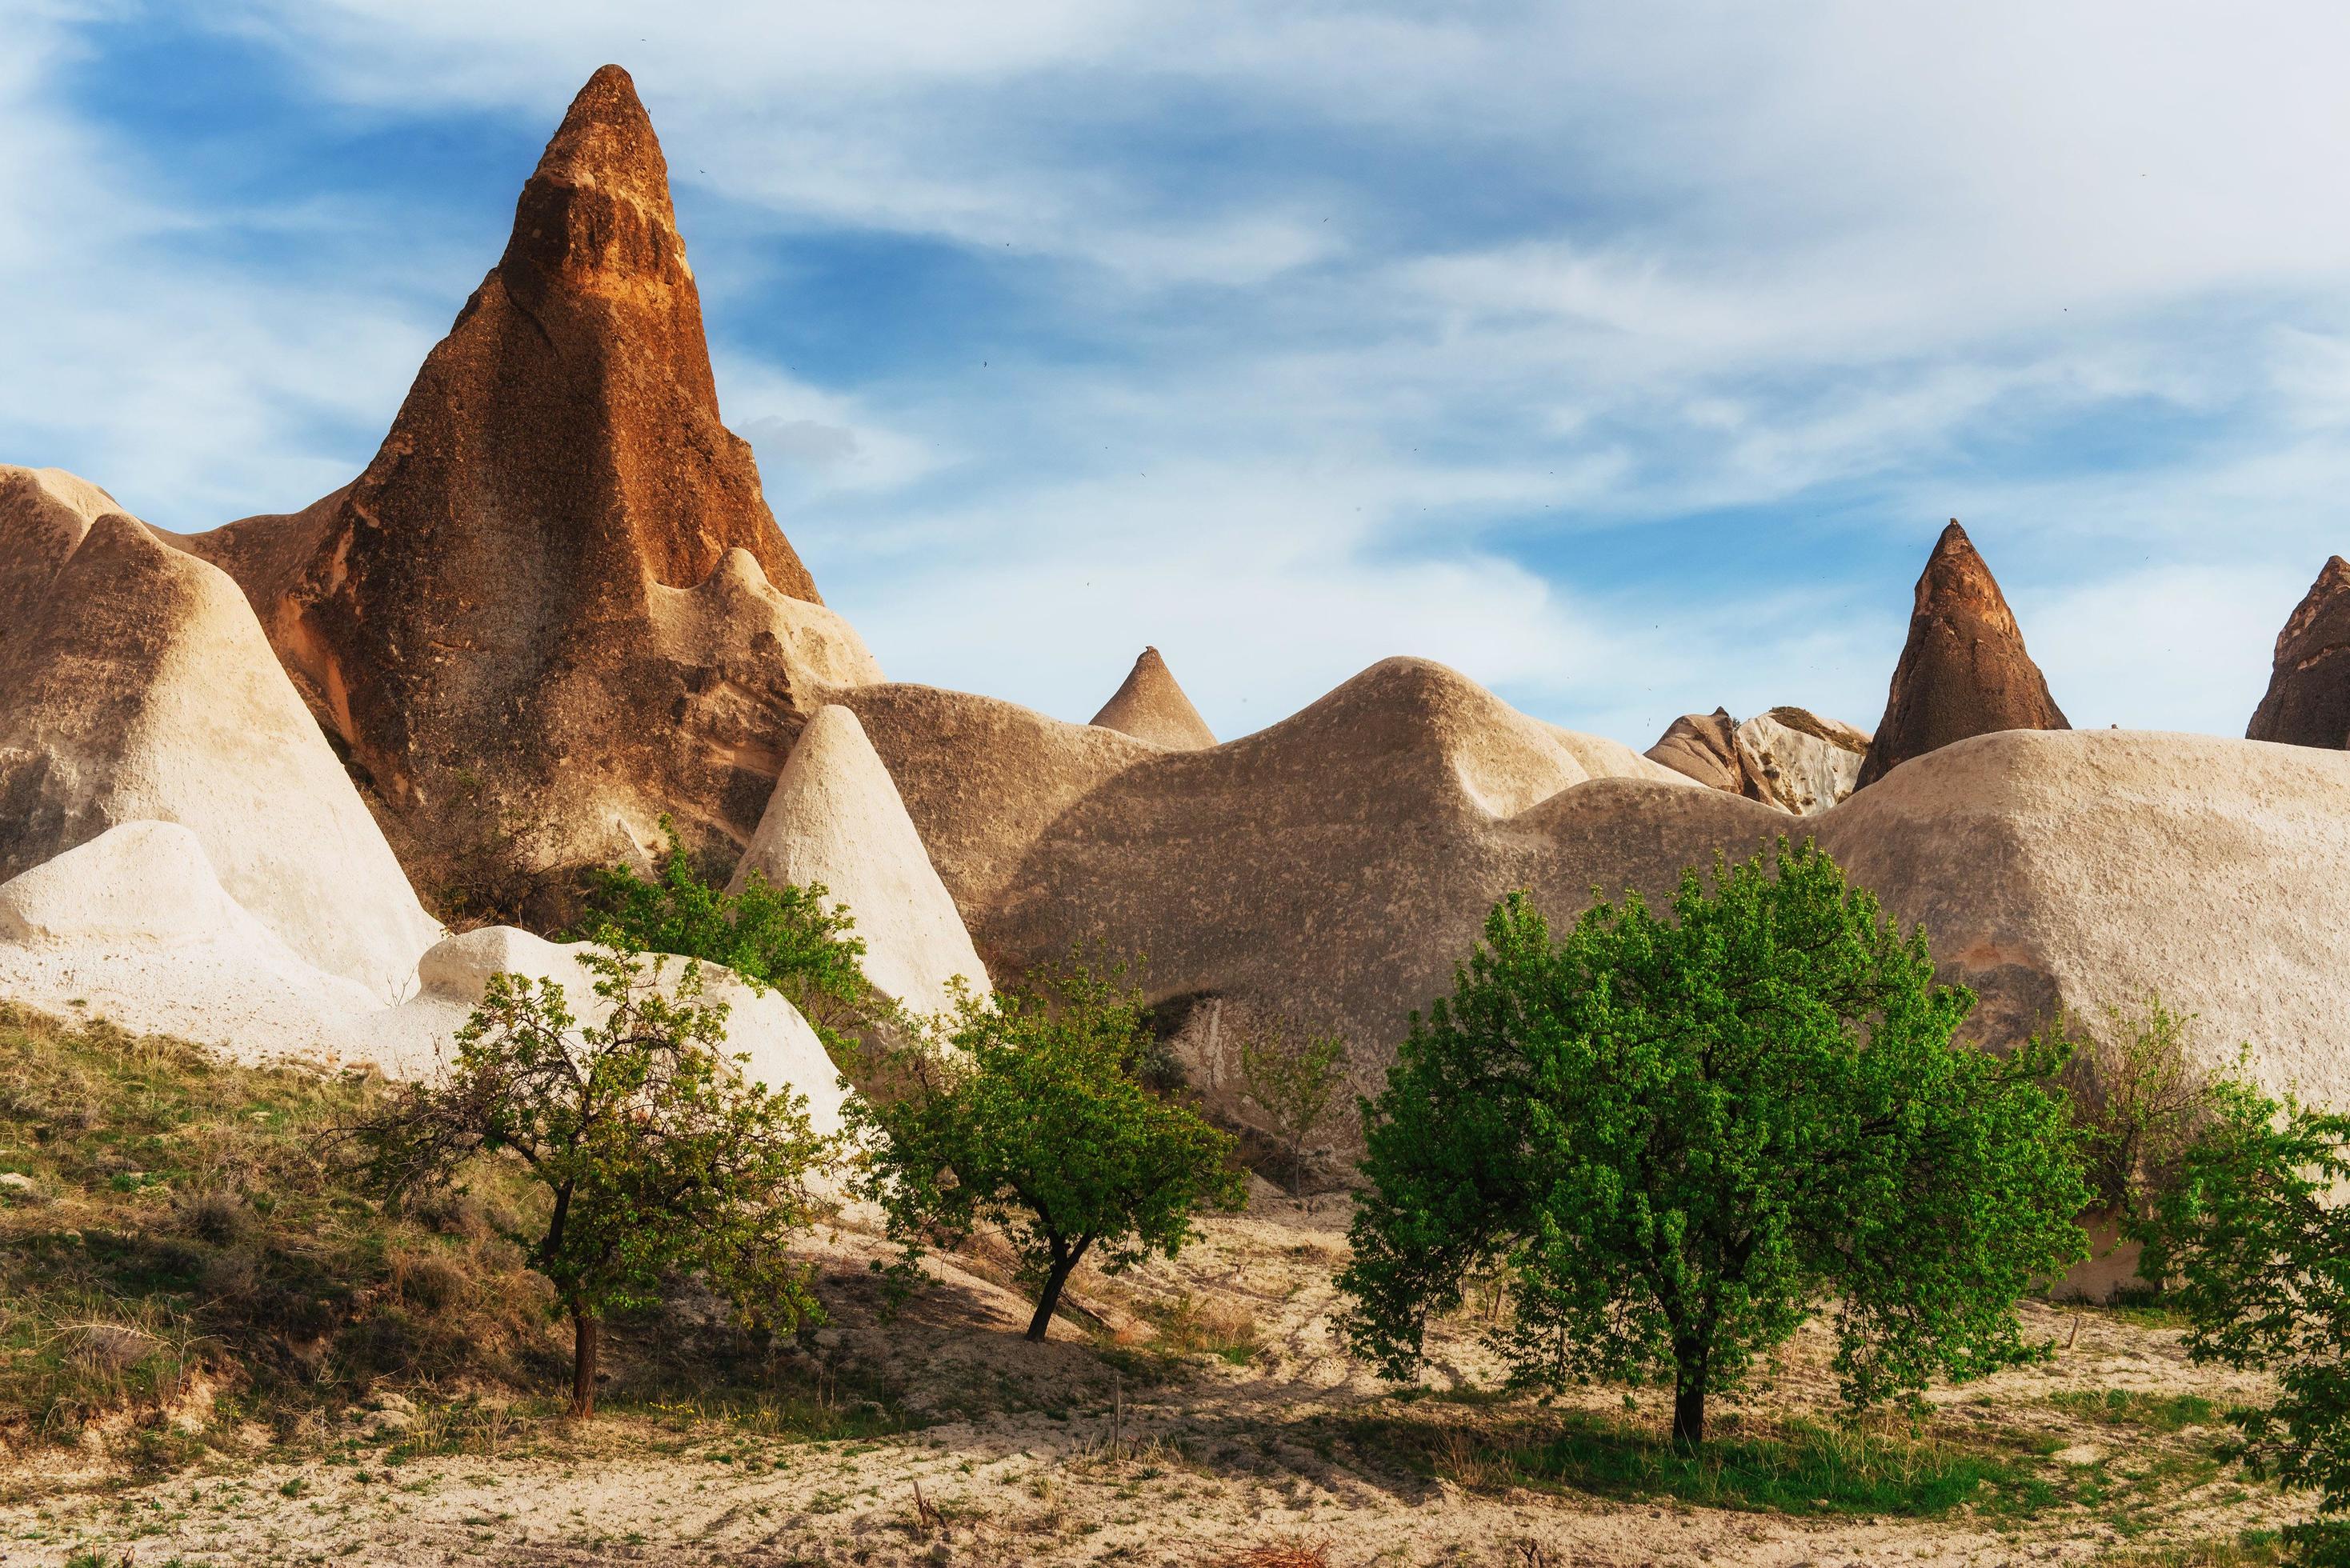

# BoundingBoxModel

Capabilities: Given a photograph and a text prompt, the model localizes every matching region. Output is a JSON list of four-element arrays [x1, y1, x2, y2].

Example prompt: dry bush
[[1220, 1541, 1332, 1568]]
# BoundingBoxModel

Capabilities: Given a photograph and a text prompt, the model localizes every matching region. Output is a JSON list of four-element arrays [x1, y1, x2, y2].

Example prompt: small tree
[[351, 947, 833, 1417], [2053, 994, 2226, 1222], [1340, 841, 2091, 1449], [1236, 1015, 1351, 1195], [2140, 1077, 2350, 1567], [851, 961, 1247, 1342]]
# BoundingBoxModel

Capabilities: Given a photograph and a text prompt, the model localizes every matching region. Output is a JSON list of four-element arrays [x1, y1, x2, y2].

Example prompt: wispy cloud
[[7, 1, 2349, 749]]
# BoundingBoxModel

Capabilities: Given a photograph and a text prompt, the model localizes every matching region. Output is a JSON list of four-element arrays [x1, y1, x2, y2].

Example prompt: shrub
[[2139, 1075, 2350, 1566], [1236, 1016, 1351, 1195], [348, 946, 834, 1417], [851, 960, 1247, 1341], [1339, 841, 2092, 1448], [577, 817, 883, 1065], [2053, 994, 2228, 1220]]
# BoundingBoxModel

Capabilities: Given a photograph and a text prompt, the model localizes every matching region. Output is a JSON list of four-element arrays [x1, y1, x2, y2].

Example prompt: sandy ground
[[0, 1190, 2305, 1567]]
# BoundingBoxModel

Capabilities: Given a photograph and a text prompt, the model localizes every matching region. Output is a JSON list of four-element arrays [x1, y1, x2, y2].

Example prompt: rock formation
[[1814, 730, 2350, 1107], [1644, 709, 1743, 794], [178, 66, 877, 923], [2247, 554, 2350, 749], [1647, 706, 1870, 814], [839, 655, 2350, 1120], [731, 706, 990, 1018], [1856, 521, 2068, 789], [1090, 647, 1218, 750], [0, 477, 441, 994]]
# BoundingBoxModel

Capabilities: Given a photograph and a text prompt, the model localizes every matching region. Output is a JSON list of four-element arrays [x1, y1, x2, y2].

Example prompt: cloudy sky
[[8, 2, 2348, 746]]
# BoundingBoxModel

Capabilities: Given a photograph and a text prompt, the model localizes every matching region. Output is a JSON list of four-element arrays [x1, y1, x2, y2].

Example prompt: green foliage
[[849, 960, 1247, 1342], [2054, 994, 2229, 1219], [1359, 1409, 2052, 1518], [1339, 840, 2092, 1448], [350, 947, 834, 1416], [1236, 1015, 1351, 1194], [2138, 1075, 2350, 1566], [578, 818, 881, 1064]]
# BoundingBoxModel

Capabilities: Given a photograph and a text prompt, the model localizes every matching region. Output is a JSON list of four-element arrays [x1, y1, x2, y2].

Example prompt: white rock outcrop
[[0, 478, 442, 995], [731, 705, 989, 1020]]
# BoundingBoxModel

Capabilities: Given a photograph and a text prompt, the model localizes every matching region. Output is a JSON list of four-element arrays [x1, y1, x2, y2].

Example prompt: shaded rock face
[[2247, 555, 2350, 750], [1090, 647, 1218, 750], [1856, 521, 2068, 789], [730, 706, 990, 1018], [1646, 706, 1868, 814], [0, 476, 441, 994], [179, 66, 876, 924]]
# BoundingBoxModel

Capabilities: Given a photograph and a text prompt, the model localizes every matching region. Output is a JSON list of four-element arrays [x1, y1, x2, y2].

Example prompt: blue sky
[[9, 1, 2350, 748]]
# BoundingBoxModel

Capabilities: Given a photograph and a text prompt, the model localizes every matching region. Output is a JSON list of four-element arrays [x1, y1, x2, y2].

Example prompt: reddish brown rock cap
[[1856, 520, 2068, 788], [2247, 555, 2350, 750]]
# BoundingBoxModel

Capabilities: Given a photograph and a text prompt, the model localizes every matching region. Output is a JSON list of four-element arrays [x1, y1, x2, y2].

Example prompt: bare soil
[[0, 1189, 2303, 1567]]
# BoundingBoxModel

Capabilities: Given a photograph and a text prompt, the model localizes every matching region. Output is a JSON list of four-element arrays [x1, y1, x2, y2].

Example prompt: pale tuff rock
[[2246, 554, 2350, 750], [1646, 705, 1871, 815], [0, 826, 845, 1131], [1857, 521, 2068, 788], [730, 706, 990, 1020], [0, 490, 440, 995], [1090, 647, 1218, 750]]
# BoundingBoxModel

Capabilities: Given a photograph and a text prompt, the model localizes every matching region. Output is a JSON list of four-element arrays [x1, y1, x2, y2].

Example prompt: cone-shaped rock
[[1646, 708, 1743, 793], [730, 706, 989, 1019], [181, 66, 878, 923], [1089, 647, 1218, 750], [1856, 522, 2068, 788], [0, 478, 441, 994], [2247, 555, 2350, 749]]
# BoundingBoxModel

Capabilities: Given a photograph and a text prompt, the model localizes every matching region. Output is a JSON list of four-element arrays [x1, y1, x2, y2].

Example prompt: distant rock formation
[[1090, 647, 1218, 750], [2247, 555, 2350, 750], [179, 66, 877, 925], [1645, 709, 1743, 794], [1647, 706, 1870, 814], [1856, 521, 2068, 789], [731, 706, 990, 1018], [0, 470, 441, 994]]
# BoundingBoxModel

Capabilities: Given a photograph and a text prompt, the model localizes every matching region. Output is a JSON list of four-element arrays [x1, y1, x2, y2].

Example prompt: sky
[[6, 1, 2349, 748]]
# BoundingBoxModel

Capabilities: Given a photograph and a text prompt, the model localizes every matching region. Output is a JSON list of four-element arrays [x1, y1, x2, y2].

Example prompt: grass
[[0, 1003, 901, 1477], [2051, 1389, 2227, 1434], [1133, 1291, 1260, 1366], [2093, 1530, 2284, 1566], [1351, 1407, 2055, 1518]]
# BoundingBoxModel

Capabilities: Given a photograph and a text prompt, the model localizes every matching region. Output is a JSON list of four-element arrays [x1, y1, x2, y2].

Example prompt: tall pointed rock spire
[[182, 66, 875, 924], [1090, 647, 1218, 750], [2248, 554, 2350, 749], [1855, 521, 2068, 789]]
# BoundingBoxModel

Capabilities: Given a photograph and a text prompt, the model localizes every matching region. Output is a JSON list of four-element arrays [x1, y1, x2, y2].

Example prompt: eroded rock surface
[[2247, 554, 2350, 750], [178, 66, 875, 923], [1647, 706, 1869, 814], [1856, 521, 2068, 789]]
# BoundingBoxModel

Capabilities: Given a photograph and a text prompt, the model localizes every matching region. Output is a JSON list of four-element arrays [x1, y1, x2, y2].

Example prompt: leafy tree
[[2140, 1077, 2350, 1566], [2052, 993, 2228, 1222], [851, 961, 1247, 1342], [1236, 1014, 1351, 1195], [1340, 841, 2091, 1449], [350, 946, 833, 1417], [578, 818, 880, 1064]]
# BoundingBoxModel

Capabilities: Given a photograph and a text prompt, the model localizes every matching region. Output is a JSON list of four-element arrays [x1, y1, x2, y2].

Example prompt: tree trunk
[[1025, 1238, 1088, 1342], [570, 1309, 600, 1419], [1671, 1375, 1706, 1450]]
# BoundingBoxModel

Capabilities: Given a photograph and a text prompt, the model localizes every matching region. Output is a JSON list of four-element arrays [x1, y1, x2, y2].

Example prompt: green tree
[[2052, 993, 2227, 1222], [578, 818, 880, 1064], [1340, 841, 2091, 1449], [851, 961, 1247, 1342], [351, 947, 833, 1417], [2140, 1077, 2350, 1566], [1236, 1015, 1351, 1195]]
